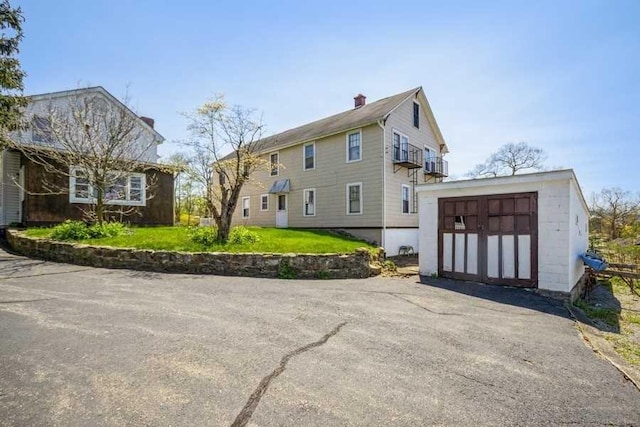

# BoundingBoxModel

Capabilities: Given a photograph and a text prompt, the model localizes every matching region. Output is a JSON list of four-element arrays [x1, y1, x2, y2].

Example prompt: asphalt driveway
[[0, 248, 638, 426]]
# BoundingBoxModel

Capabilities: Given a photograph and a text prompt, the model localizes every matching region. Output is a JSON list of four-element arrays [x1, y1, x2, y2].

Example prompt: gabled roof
[[253, 87, 421, 153], [222, 86, 452, 161], [27, 86, 165, 143]]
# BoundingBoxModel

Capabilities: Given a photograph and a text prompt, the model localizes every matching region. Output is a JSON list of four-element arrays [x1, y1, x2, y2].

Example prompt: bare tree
[[6, 88, 160, 224], [590, 187, 640, 240], [181, 95, 266, 242], [467, 142, 548, 178]]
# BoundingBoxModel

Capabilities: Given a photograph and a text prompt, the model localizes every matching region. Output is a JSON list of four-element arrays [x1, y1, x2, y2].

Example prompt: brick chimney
[[354, 94, 366, 108], [140, 116, 155, 129]]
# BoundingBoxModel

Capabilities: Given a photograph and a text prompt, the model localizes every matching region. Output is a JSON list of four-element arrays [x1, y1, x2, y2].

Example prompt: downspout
[[377, 119, 386, 250]]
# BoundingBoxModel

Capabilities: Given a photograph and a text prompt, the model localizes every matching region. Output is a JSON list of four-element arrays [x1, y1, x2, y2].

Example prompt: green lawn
[[25, 226, 374, 254]]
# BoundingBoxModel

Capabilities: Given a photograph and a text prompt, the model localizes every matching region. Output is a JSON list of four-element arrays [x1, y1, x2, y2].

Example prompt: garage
[[418, 170, 590, 299]]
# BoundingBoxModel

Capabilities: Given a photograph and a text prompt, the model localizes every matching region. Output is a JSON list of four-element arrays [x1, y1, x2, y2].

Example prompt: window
[[413, 102, 420, 128], [270, 152, 279, 176], [69, 167, 146, 206], [424, 146, 436, 172], [242, 196, 250, 218], [346, 183, 362, 215], [303, 188, 316, 216], [32, 116, 53, 144], [346, 131, 361, 162], [303, 142, 315, 170], [402, 185, 410, 214], [393, 131, 409, 162], [260, 194, 269, 211]]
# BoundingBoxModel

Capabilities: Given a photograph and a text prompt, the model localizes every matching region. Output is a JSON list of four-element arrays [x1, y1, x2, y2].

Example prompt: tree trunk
[[216, 215, 232, 243], [95, 192, 105, 225]]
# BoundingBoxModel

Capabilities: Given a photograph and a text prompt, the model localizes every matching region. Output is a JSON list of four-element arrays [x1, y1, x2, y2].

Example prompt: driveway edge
[[566, 304, 640, 391]]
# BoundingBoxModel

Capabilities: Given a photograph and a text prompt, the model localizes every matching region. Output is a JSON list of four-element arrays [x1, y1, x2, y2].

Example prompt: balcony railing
[[424, 157, 448, 177], [392, 141, 422, 169]]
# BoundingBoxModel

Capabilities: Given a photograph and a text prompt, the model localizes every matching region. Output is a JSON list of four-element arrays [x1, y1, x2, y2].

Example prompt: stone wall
[[6, 230, 380, 279]]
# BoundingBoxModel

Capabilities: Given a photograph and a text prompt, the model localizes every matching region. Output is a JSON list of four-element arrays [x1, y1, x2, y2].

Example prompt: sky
[[15, 0, 640, 196]]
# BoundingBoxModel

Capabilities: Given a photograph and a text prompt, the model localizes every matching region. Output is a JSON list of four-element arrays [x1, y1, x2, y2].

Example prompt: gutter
[[378, 119, 386, 249]]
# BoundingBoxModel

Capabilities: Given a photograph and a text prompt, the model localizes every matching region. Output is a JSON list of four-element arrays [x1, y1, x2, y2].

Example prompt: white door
[[276, 194, 288, 228]]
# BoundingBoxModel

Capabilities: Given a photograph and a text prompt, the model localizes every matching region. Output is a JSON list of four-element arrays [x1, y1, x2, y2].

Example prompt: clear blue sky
[[16, 0, 640, 196]]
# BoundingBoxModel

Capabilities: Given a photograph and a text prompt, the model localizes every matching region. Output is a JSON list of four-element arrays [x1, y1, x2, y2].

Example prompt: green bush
[[50, 221, 92, 241], [50, 220, 128, 241], [188, 226, 218, 246], [228, 226, 260, 245], [89, 222, 128, 238]]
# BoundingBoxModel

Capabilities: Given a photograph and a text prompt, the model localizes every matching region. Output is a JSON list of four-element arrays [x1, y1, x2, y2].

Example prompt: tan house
[[232, 87, 449, 255]]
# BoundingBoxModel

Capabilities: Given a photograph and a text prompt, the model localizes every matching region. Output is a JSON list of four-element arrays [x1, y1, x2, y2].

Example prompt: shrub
[[50, 220, 92, 241], [188, 226, 218, 246], [228, 226, 260, 245], [88, 222, 128, 239], [50, 220, 128, 241]]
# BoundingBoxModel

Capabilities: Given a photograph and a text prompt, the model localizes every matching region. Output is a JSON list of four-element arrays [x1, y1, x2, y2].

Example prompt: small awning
[[268, 179, 290, 193]]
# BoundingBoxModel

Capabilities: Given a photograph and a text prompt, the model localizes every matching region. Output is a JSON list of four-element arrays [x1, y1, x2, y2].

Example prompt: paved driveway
[[0, 248, 638, 426]]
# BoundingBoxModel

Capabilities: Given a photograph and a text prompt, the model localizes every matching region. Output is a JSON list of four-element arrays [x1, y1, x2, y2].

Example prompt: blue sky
[[16, 0, 640, 196]]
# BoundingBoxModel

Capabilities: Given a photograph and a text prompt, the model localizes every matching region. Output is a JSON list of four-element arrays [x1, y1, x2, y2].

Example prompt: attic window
[[32, 116, 53, 144], [413, 102, 419, 128]]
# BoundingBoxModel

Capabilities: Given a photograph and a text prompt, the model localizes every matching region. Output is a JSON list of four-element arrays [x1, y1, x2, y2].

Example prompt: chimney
[[354, 93, 366, 108], [140, 116, 155, 129]]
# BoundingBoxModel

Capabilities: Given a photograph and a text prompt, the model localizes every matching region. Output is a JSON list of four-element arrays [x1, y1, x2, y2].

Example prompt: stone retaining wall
[[6, 230, 380, 279]]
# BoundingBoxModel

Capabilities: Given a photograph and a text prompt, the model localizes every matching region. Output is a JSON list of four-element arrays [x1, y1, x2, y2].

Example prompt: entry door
[[276, 194, 288, 228], [438, 193, 538, 288]]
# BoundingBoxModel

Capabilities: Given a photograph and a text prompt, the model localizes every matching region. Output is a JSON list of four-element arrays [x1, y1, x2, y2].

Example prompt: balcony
[[392, 141, 423, 169], [424, 156, 448, 177]]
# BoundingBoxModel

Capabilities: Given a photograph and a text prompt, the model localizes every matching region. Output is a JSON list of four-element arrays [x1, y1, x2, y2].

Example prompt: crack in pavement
[[0, 298, 56, 304], [390, 293, 461, 316], [230, 321, 347, 427]]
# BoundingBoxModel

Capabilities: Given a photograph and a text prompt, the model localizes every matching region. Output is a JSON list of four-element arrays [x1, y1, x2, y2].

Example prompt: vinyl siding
[[1, 150, 21, 225], [233, 123, 384, 228], [12, 91, 159, 164], [383, 93, 443, 228]]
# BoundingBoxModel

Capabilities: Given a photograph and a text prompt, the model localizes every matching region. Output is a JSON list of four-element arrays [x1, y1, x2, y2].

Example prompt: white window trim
[[392, 129, 410, 161], [269, 151, 279, 176], [69, 167, 146, 207], [260, 194, 269, 211], [346, 182, 363, 215], [303, 142, 316, 171], [346, 130, 362, 163], [303, 188, 316, 217], [241, 196, 250, 219], [401, 184, 411, 215]]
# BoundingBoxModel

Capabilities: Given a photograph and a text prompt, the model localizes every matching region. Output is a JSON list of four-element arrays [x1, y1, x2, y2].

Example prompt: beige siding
[[233, 124, 384, 228], [383, 93, 443, 228]]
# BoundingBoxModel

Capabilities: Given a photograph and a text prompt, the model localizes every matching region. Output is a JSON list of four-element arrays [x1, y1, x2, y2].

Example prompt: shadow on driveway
[[419, 275, 571, 319]]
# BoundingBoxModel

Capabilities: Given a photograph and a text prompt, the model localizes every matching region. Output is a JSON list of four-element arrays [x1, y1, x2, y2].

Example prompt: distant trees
[[179, 95, 267, 242], [0, 0, 27, 142], [467, 142, 548, 178], [590, 188, 640, 241]]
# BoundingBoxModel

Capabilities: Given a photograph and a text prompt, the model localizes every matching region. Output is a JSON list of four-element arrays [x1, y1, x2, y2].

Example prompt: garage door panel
[[454, 234, 465, 272], [443, 233, 453, 272], [518, 235, 531, 279], [487, 235, 499, 278], [500, 215, 514, 232], [467, 234, 478, 275], [502, 198, 514, 214], [502, 235, 515, 279]]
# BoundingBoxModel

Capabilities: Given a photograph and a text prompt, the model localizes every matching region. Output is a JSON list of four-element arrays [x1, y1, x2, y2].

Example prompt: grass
[[573, 299, 619, 327], [576, 277, 640, 369], [25, 226, 374, 254]]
